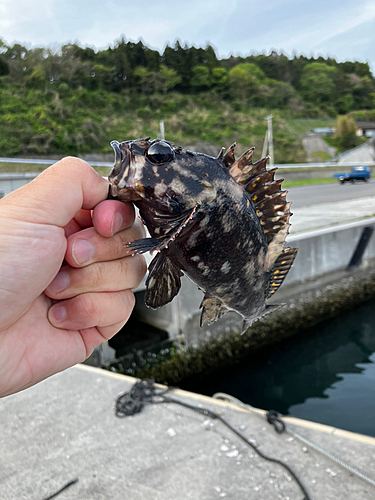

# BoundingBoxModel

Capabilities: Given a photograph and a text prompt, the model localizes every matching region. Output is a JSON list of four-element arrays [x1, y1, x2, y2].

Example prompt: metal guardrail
[[0, 157, 113, 167], [1, 157, 374, 169]]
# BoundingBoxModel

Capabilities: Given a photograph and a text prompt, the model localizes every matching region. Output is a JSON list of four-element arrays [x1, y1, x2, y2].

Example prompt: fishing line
[[115, 379, 312, 500], [213, 392, 375, 489]]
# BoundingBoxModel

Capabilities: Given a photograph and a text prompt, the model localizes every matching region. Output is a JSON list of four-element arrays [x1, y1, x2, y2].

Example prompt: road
[[288, 179, 375, 209], [286, 180, 375, 233]]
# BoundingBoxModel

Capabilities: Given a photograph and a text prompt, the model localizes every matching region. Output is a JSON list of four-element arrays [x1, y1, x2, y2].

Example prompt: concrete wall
[[284, 217, 375, 285], [0, 173, 38, 197]]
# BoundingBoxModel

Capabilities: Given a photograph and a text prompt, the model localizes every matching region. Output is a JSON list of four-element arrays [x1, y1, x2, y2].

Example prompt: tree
[[154, 65, 181, 94], [133, 66, 154, 94], [91, 63, 115, 89], [228, 63, 265, 101], [0, 57, 9, 77], [163, 40, 194, 91], [25, 65, 46, 89], [334, 115, 358, 150], [300, 62, 338, 105], [352, 76, 375, 109], [259, 79, 296, 107], [190, 65, 212, 91], [211, 67, 228, 93], [336, 94, 355, 114]]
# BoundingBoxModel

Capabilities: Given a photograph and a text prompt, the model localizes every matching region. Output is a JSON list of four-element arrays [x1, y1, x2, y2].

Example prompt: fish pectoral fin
[[128, 205, 199, 254], [127, 237, 163, 254], [200, 296, 227, 327], [145, 253, 183, 309]]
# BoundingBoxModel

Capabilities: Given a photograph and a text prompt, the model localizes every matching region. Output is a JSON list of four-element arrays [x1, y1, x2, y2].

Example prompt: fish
[[108, 137, 298, 331]]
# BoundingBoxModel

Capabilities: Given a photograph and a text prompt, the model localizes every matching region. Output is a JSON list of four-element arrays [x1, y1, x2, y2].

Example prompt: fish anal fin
[[266, 247, 298, 299], [200, 296, 227, 326], [145, 253, 183, 309]]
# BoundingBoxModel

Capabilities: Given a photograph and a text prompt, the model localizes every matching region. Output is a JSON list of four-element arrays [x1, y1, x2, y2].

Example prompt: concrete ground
[[1, 364, 375, 500]]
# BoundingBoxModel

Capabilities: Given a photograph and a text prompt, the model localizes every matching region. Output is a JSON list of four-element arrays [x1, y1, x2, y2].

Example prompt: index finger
[[92, 199, 135, 238], [1, 157, 109, 228]]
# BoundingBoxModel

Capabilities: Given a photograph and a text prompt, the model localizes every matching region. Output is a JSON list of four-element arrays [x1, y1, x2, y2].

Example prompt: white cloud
[[0, 0, 54, 36], [309, 1, 375, 49], [0, 0, 373, 72]]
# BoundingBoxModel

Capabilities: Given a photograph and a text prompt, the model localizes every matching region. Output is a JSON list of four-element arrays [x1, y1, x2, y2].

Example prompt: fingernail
[[48, 271, 70, 293], [51, 305, 67, 323], [72, 239, 95, 265], [111, 212, 124, 236]]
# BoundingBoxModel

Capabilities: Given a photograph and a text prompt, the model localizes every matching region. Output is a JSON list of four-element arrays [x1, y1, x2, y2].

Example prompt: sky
[[0, 0, 374, 73]]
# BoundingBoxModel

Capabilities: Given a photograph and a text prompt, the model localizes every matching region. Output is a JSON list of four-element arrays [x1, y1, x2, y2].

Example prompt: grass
[[284, 118, 336, 136], [0, 161, 49, 173], [283, 177, 338, 188], [0, 161, 111, 177]]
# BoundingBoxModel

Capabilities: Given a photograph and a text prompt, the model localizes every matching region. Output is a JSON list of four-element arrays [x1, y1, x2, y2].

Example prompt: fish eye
[[146, 142, 175, 164]]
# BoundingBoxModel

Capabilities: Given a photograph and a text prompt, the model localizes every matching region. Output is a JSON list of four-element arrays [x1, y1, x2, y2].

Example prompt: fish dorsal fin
[[217, 147, 225, 159], [228, 148, 295, 265], [229, 152, 268, 184], [222, 143, 236, 167], [266, 247, 298, 299], [228, 147, 255, 178], [236, 154, 291, 248], [227, 144, 295, 270]]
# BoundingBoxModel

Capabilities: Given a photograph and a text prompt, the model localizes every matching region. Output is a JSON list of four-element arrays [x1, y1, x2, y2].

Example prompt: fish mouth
[[109, 141, 142, 201]]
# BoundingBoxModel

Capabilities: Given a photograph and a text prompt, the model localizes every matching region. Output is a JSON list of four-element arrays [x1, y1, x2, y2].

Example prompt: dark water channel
[[181, 298, 375, 438]]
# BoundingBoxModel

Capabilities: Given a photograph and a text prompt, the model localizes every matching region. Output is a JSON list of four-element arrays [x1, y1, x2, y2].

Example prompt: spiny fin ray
[[266, 248, 298, 299], [222, 143, 236, 168], [228, 148, 295, 263]]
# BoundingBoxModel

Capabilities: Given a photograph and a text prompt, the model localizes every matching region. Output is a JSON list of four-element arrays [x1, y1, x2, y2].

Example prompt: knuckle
[[91, 262, 106, 285], [114, 232, 128, 257], [136, 254, 148, 276], [76, 294, 97, 321], [121, 289, 135, 311]]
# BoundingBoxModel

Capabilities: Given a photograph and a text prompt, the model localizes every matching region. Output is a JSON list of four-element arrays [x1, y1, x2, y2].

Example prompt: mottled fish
[[108, 138, 298, 330]]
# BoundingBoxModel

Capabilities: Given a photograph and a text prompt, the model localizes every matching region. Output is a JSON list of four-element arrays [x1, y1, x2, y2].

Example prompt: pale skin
[[0, 157, 147, 398]]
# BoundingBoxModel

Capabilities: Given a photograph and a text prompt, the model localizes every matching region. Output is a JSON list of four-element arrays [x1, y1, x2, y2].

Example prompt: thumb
[[1, 157, 109, 226]]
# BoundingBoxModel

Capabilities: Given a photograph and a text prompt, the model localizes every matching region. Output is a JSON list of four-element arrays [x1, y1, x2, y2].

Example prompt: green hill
[[0, 38, 373, 162]]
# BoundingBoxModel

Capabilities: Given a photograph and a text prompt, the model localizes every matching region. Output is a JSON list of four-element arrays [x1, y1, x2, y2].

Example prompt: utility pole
[[261, 115, 274, 168]]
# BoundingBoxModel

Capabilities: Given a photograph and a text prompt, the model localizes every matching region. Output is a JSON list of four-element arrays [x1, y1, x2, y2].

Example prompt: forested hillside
[[0, 37, 374, 161]]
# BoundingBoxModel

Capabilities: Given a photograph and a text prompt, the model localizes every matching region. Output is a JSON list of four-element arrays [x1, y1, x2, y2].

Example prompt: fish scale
[[108, 138, 298, 331]]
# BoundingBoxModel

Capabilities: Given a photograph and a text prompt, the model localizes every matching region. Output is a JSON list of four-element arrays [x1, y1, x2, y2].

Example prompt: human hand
[[0, 157, 146, 398]]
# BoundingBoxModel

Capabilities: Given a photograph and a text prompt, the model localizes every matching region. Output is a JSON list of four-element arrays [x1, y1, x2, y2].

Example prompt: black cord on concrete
[[41, 478, 79, 500], [115, 380, 312, 500]]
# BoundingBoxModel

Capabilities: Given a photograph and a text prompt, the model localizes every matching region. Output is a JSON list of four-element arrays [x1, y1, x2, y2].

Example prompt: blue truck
[[333, 166, 371, 184]]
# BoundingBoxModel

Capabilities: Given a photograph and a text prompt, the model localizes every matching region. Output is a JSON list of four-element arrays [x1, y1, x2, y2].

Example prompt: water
[[181, 298, 375, 437]]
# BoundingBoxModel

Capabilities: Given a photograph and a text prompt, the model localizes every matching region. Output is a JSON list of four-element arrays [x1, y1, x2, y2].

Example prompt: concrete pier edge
[[78, 363, 375, 448]]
